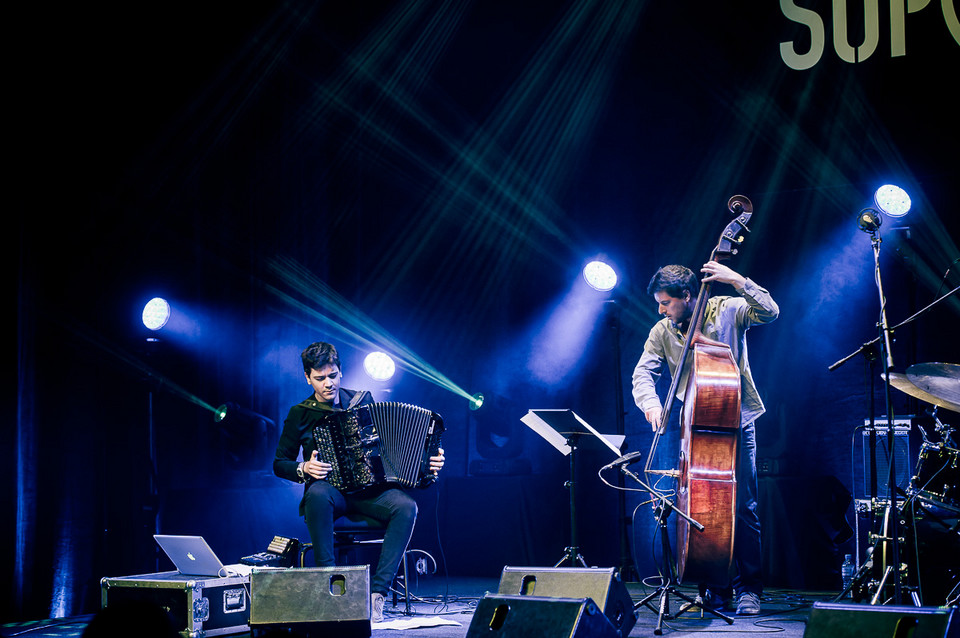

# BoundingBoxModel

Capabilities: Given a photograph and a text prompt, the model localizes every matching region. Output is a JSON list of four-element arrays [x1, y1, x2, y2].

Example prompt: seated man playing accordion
[[274, 342, 445, 623]]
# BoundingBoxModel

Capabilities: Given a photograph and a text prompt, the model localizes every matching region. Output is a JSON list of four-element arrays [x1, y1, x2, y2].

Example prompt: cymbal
[[907, 363, 960, 405], [885, 370, 960, 413]]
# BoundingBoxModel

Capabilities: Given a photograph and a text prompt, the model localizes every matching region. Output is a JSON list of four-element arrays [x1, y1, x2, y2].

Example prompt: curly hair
[[646, 264, 698, 298]]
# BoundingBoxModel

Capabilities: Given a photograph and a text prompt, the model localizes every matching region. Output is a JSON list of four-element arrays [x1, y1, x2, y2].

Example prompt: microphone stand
[[828, 285, 959, 373], [610, 461, 733, 634], [830, 228, 905, 604], [871, 229, 902, 605]]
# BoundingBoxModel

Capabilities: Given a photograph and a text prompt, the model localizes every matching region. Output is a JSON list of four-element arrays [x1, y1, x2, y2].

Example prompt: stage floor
[[2, 577, 843, 638]]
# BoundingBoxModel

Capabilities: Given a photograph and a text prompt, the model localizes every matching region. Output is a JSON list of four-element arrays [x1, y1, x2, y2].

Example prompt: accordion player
[[311, 401, 445, 493]]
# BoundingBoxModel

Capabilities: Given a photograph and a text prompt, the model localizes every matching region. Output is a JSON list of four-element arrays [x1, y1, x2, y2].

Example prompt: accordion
[[311, 401, 444, 493]]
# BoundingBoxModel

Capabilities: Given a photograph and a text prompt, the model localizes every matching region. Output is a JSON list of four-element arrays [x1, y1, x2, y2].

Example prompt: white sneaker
[[371, 592, 385, 623]]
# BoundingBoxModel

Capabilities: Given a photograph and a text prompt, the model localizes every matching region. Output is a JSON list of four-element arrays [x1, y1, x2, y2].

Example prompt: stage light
[[141, 297, 171, 331], [470, 392, 485, 410], [857, 208, 883, 233], [874, 184, 911, 218], [363, 351, 396, 381], [582, 260, 618, 291]]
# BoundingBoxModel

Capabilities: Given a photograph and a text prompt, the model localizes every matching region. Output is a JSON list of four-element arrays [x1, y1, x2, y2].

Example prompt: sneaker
[[371, 592, 385, 623], [736, 591, 761, 616]]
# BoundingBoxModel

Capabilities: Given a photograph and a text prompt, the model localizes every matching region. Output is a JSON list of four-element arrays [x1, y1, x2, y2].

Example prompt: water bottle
[[841, 553, 855, 591]]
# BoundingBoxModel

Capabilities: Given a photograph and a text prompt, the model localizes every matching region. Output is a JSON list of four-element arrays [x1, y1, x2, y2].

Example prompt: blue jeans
[[733, 420, 763, 596], [303, 481, 417, 595]]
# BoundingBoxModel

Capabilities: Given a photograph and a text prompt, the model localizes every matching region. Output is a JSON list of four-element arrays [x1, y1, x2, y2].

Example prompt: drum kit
[[849, 362, 959, 607]]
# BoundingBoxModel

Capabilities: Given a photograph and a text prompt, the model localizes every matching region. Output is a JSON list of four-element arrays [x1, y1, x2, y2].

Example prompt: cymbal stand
[[620, 465, 733, 634]]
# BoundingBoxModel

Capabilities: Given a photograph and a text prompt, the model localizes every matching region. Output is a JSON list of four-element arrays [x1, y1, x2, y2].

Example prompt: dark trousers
[[302, 480, 417, 595]]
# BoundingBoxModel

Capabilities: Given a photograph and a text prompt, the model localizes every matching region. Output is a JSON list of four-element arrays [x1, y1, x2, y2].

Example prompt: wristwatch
[[296, 462, 305, 481]]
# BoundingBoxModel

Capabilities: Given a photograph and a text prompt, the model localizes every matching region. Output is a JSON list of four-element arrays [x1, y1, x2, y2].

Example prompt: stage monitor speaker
[[803, 602, 957, 638], [466, 594, 620, 638], [496, 566, 636, 637], [249, 566, 370, 637]]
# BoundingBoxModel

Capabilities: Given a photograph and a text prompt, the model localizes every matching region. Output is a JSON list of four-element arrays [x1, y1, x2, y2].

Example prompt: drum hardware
[[909, 441, 959, 510], [851, 490, 960, 607], [831, 275, 958, 606]]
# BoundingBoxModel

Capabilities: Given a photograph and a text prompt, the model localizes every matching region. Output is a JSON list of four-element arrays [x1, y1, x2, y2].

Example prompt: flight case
[[99, 571, 249, 637]]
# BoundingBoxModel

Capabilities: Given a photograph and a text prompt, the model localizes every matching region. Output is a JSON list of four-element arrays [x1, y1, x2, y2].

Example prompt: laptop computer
[[154, 534, 227, 577]]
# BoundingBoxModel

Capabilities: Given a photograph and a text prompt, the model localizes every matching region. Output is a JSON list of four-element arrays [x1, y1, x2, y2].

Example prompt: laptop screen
[[153, 535, 226, 577]]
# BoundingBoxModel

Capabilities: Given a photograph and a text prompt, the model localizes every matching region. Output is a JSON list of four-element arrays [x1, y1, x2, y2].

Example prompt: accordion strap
[[346, 390, 371, 410]]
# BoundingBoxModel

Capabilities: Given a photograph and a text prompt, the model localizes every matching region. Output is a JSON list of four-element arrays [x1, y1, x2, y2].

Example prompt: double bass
[[644, 195, 754, 585]]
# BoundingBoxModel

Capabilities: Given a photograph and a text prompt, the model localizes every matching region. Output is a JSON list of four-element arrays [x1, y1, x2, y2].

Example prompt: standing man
[[274, 342, 445, 623], [632, 262, 778, 615]]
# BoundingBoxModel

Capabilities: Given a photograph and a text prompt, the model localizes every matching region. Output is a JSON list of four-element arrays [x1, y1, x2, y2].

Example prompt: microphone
[[602, 450, 643, 471]]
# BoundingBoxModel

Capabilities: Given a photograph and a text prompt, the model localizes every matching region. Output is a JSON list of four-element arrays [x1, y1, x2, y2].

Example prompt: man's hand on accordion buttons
[[428, 448, 445, 475], [304, 450, 333, 480]]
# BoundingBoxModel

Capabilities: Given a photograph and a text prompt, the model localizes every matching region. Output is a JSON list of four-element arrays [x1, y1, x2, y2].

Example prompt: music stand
[[521, 409, 624, 568]]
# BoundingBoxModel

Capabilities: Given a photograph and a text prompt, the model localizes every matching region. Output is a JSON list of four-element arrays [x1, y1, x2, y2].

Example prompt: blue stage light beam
[[266, 256, 483, 408]]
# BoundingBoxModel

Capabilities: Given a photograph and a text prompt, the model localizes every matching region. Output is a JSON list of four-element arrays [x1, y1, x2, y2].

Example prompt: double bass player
[[632, 261, 779, 616]]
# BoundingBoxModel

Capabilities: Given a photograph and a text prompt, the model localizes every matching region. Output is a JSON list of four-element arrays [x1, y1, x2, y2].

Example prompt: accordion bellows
[[312, 401, 444, 493]]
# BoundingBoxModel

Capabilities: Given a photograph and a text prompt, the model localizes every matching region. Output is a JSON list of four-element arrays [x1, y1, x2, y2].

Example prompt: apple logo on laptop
[[187, 553, 196, 561]]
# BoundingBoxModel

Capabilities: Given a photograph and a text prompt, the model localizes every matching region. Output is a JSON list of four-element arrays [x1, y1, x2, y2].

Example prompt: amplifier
[[858, 421, 912, 500], [862, 416, 912, 431]]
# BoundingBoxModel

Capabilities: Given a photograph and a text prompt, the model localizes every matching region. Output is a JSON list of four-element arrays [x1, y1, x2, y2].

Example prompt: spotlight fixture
[[141, 297, 171, 331], [582, 260, 618, 292], [874, 184, 911, 218], [857, 208, 883, 233], [363, 351, 396, 381], [470, 392, 485, 410]]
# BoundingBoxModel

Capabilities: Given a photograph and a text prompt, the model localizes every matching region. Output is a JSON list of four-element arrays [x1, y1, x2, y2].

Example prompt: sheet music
[[520, 409, 624, 457]]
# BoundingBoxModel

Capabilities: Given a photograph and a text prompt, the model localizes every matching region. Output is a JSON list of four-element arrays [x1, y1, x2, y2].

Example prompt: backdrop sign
[[780, 0, 960, 69]]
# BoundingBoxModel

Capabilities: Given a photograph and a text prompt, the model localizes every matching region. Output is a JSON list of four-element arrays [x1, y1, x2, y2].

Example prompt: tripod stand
[[617, 464, 734, 634], [555, 433, 588, 568]]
